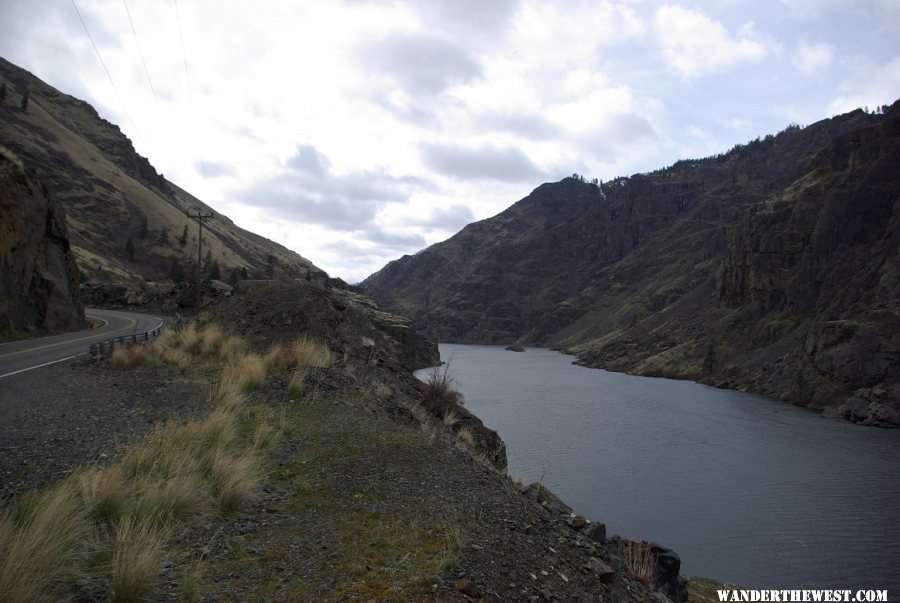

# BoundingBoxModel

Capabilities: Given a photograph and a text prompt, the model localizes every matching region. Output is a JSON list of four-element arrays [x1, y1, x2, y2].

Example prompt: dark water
[[415, 344, 900, 592]]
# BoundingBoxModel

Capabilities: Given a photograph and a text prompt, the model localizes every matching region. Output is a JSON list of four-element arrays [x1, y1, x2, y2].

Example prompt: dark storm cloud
[[238, 144, 419, 230], [358, 32, 482, 95], [421, 142, 543, 182]]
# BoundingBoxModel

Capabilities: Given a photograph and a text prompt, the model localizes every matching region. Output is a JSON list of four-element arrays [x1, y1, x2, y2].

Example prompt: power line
[[122, 0, 158, 102], [70, 0, 144, 147], [174, 0, 207, 179]]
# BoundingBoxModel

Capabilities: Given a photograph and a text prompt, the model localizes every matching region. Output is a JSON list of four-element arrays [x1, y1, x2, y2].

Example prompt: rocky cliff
[[0, 146, 84, 338], [363, 103, 900, 426]]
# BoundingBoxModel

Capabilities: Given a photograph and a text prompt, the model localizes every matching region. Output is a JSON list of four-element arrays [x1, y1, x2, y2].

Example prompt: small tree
[[170, 258, 185, 282], [158, 226, 169, 244], [203, 249, 212, 272], [0, 83, 6, 101], [125, 238, 135, 261], [20, 89, 29, 112], [139, 215, 149, 239], [179, 224, 189, 246], [208, 260, 221, 280]]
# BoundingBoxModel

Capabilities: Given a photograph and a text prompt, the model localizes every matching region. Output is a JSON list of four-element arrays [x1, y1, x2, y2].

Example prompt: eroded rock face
[[0, 148, 84, 337]]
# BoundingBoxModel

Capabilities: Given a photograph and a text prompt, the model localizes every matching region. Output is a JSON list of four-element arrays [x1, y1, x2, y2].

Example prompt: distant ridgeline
[[363, 101, 900, 426]]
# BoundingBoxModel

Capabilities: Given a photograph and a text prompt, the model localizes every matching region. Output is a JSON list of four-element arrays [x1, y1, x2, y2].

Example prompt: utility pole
[[187, 206, 214, 314]]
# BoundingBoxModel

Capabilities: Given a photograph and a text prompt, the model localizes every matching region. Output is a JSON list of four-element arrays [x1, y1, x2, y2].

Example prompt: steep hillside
[[363, 103, 899, 425], [0, 145, 84, 338], [0, 57, 323, 286]]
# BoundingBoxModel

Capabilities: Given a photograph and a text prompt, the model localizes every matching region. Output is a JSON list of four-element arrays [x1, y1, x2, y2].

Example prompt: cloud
[[793, 41, 834, 75], [237, 144, 419, 229], [827, 55, 900, 115], [197, 161, 236, 178], [654, 5, 767, 78], [357, 32, 482, 96], [360, 229, 427, 250], [411, 0, 521, 41], [475, 111, 559, 140], [285, 144, 330, 176], [401, 204, 477, 231], [582, 113, 658, 160], [421, 142, 543, 182]]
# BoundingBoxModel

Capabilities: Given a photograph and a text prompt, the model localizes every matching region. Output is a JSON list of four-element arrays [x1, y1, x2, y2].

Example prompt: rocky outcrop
[[0, 147, 84, 337], [363, 102, 900, 425]]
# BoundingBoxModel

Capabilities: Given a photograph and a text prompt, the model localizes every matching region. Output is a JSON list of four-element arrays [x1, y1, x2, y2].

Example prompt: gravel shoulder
[[0, 357, 207, 503]]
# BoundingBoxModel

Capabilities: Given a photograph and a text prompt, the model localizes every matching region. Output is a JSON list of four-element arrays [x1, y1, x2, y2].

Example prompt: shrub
[[420, 364, 464, 418]]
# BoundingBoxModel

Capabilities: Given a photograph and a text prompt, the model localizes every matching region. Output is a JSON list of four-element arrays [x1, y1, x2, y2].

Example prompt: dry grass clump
[[0, 484, 90, 601], [220, 353, 267, 392], [292, 335, 334, 368], [79, 467, 129, 523], [624, 540, 656, 584], [109, 518, 167, 602], [110, 345, 149, 370], [456, 426, 475, 447], [216, 334, 247, 363], [198, 323, 225, 356]]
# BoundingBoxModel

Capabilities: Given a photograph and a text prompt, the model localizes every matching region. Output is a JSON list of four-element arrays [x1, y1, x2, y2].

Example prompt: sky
[[1, 0, 899, 282]]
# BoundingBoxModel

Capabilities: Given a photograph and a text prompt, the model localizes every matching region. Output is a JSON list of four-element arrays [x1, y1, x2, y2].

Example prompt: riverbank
[[428, 343, 900, 593]]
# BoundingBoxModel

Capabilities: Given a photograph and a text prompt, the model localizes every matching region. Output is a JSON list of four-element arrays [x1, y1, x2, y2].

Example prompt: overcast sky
[[2, 0, 899, 282]]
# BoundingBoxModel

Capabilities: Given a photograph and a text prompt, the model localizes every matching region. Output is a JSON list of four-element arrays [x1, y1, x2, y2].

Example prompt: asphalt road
[[0, 309, 165, 379]]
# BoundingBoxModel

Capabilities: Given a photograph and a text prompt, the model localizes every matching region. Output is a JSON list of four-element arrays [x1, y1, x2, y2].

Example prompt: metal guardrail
[[89, 323, 165, 357]]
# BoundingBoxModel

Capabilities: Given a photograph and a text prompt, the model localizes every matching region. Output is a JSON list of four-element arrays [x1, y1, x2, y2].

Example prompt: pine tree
[[0, 83, 6, 101], [208, 260, 221, 281], [125, 238, 135, 261], [20, 89, 29, 112], [139, 215, 149, 239], [170, 258, 185, 282], [179, 224, 189, 246]]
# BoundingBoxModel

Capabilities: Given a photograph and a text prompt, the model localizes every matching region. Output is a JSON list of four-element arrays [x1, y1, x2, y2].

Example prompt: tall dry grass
[[624, 540, 656, 583], [0, 323, 279, 600], [109, 518, 168, 602], [292, 335, 334, 368], [0, 484, 90, 601]]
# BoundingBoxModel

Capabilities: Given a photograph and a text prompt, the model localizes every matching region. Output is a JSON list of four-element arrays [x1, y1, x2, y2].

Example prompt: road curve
[[0, 309, 165, 379]]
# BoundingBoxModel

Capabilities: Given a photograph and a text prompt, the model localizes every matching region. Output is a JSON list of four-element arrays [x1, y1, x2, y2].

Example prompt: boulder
[[522, 483, 573, 516]]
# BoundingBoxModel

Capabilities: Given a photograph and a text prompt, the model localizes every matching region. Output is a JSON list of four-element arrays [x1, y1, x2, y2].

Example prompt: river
[[415, 344, 900, 592]]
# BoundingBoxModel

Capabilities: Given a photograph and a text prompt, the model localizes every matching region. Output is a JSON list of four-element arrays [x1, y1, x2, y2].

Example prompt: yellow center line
[[0, 316, 137, 360]]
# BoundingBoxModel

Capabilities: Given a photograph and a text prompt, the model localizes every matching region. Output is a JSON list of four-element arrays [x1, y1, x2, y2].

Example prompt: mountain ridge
[[0, 56, 323, 287], [362, 102, 900, 426]]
